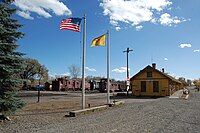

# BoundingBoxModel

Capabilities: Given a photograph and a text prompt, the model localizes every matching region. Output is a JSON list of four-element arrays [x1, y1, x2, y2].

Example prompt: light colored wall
[[131, 70, 170, 96]]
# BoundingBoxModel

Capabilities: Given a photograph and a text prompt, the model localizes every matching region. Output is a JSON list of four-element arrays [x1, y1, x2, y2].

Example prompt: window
[[141, 81, 146, 92], [153, 81, 159, 92], [147, 71, 152, 77]]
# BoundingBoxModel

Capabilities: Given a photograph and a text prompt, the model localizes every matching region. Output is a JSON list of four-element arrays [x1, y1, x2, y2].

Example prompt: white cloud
[[100, 0, 186, 30], [159, 13, 186, 26], [14, 0, 72, 19], [112, 67, 130, 73], [16, 10, 34, 20], [179, 43, 192, 48], [85, 67, 96, 72], [194, 49, 200, 52], [115, 26, 121, 31], [49, 72, 70, 79], [169, 73, 176, 78], [135, 25, 143, 31], [151, 18, 157, 24], [60, 73, 70, 77], [164, 58, 168, 61]]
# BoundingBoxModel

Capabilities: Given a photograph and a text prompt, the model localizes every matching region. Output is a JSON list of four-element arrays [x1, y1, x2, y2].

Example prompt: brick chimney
[[162, 68, 164, 73], [152, 63, 156, 69]]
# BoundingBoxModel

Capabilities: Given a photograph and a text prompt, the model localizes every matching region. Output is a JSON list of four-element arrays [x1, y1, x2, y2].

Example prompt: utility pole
[[123, 47, 133, 96]]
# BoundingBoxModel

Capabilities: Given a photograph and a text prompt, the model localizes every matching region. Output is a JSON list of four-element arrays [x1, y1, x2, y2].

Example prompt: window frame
[[153, 81, 159, 92], [141, 81, 146, 92], [147, 71, 152, 77]]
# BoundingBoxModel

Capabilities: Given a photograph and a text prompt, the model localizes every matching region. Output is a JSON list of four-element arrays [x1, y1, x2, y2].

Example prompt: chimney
[[162, 68, 164, 73], [152, 63, 156, 69]]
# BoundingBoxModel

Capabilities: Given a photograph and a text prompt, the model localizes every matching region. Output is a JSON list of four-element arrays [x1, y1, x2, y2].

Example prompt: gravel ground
[[1, 89, 200, 133]]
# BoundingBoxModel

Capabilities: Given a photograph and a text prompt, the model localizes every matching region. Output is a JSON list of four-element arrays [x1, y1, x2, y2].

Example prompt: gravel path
[[1, 89, 200, 133]]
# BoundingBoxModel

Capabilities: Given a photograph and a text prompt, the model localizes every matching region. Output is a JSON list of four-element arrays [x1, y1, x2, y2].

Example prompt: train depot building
[[130, 63, 183, 97]]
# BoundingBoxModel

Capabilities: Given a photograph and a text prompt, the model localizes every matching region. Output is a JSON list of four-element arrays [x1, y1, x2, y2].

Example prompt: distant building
[[130, 63, 183, 97]]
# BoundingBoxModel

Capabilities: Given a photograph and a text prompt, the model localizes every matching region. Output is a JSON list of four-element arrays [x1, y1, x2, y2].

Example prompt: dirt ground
[[14, 90, 164, 116], [0, 90, 173, 118], [15, 91, 111, 115]]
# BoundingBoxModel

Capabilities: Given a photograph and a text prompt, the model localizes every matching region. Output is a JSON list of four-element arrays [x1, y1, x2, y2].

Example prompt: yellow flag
[[91, 34, 106, 47]]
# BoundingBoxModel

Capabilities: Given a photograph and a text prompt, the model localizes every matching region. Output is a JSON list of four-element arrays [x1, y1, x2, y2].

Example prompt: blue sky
[[13, 0, 200, 80]]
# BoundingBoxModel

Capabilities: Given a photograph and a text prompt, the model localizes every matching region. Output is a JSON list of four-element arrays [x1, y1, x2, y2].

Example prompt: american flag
[[60, 18, 82, 32]]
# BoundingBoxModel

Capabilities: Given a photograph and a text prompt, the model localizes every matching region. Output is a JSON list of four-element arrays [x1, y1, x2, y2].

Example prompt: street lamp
[[123, 47, 133, 96]]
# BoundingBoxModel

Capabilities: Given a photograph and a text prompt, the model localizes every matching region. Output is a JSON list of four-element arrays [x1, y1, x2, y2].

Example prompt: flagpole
[[107, 30, 110, 104], [82, 14, 86, 109]]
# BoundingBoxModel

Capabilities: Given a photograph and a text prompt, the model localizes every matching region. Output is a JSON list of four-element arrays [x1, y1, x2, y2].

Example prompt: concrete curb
[[108, 100, 125, 107], [66, 101, 124, 117]]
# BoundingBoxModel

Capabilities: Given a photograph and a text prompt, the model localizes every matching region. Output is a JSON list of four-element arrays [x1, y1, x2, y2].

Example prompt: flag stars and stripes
[[60, 18, 82, 32]]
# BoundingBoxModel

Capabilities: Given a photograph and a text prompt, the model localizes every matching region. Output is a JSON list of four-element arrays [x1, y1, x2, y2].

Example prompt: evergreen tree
[[0, 0, 25, 120]]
